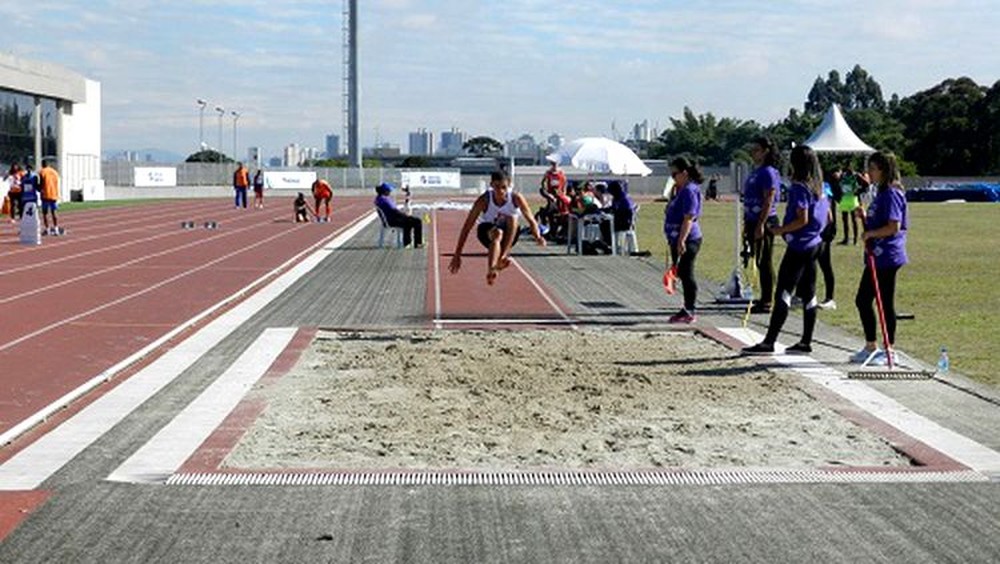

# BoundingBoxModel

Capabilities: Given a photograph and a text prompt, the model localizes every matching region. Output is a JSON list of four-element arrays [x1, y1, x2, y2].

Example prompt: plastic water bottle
[[937, 347, 950, 373]]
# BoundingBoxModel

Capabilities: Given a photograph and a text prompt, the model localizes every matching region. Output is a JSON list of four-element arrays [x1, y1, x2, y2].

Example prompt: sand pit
[[225, 329, 911, 470]]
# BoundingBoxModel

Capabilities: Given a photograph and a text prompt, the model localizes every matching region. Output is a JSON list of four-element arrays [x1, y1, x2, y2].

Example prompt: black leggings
[[670, 238, 701, 312], [855, 265, 900, 345], [763, 246, 820, 346], [817, 240, 834, 301], [746, 217, 778, 305]]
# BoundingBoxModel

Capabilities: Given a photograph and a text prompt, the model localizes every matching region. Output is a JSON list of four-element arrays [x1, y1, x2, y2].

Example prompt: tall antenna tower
[[343, 0, 360, 167]]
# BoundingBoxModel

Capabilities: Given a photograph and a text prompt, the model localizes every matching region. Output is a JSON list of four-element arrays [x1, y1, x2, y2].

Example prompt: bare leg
[[496, 215, 517, 270], [487, 227, 502, 285]]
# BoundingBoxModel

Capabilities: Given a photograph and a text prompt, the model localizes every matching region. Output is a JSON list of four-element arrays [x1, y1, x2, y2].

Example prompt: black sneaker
[[785, 342, 812, 354], [741, 342, 774, 355], [749, 302, 772, 314]]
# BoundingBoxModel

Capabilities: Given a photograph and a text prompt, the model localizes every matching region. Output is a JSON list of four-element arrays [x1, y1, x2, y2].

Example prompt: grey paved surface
[[2, 219, 999, 563]]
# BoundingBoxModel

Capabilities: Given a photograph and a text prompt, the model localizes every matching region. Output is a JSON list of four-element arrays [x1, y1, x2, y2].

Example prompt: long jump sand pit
[[225, 329, 912, 470]]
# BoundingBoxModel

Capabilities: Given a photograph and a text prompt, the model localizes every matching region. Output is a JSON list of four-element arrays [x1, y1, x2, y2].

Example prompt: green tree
[[978, 80, 1000, 174], [398, 156, 432, 168], [462, 136, 504, 157], [805, 70, 845, 114], [843, 65, 886, 111], [894, 77, 987, 175], [185, 149, 232, 163], [651, 107, 761, 166]]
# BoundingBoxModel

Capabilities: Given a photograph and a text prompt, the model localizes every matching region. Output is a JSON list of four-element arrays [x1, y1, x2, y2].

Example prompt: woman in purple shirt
[[850, 151, 909, 365], [743, 145, 829, 355], [743, 136, 782, 314], [664, 157, 703, 324]]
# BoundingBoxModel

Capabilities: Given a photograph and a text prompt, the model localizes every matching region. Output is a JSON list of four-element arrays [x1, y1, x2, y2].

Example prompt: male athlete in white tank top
[[449, 170, 546, 285]]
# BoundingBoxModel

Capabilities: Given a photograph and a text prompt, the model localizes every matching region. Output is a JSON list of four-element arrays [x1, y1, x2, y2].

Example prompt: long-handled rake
[[849, 250, 933, 380]]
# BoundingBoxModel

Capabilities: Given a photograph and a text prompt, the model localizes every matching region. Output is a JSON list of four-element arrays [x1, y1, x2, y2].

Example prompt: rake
[[849, 250, 933, 380]]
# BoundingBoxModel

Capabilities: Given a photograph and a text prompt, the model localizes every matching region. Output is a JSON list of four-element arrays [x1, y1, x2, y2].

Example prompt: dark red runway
[[0, 197, 372, 443]]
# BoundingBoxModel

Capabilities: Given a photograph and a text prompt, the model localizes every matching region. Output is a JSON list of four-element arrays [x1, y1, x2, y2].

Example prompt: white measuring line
[[432, 208, 443, 329], [107, 328, 296, 484], [0, 213, 375, 490], [719, 327, 1000, 475]]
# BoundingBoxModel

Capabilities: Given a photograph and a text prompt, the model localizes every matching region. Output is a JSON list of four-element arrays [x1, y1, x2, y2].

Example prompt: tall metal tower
[[343, 0, 360, 168]]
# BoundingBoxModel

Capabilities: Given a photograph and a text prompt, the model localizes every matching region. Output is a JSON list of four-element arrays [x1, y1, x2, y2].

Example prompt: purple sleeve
[[681, 187, 699, 217], [887, 190, 905, 223], [766, 168, 781, 192]]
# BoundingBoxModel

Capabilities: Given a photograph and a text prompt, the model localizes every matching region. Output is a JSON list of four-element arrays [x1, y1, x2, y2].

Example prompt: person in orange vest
[[39, 160, 61, 235], [311, 178, 333, 222], [232, 162, 250, 208]]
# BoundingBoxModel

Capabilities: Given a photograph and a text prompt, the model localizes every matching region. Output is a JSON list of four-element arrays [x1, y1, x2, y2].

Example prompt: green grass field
[[636, 198, 1000, 387]]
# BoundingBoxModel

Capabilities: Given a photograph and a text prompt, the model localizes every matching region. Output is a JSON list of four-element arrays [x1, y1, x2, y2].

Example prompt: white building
[[283, 143, 301, 167], [0, 53, 102, 200]]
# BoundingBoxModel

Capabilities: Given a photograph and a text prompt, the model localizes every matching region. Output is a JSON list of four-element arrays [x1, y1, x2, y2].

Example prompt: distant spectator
[[39, 160, 61, 235], [4, 164, 23, 221], [312, 178, 333, 222], [293, 192, 315, 223], [705, 174, 719, 200], [838, 165, 861, 245], [374, 182, 423, 248], [252, 169, 265, 209], [232, 162, 250, 209]]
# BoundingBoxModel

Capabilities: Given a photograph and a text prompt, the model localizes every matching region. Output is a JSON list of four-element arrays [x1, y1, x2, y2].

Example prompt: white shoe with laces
[[818, 299, 837, 310]]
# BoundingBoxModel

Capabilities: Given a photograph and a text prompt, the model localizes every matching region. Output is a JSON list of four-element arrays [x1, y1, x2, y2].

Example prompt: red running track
[[0, 197, 372, 441]]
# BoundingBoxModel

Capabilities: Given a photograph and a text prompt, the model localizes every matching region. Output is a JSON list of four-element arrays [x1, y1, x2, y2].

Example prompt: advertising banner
[[134, 167, 177, 187], [264, 171, 318, 190], [400, 170, 462, 190]]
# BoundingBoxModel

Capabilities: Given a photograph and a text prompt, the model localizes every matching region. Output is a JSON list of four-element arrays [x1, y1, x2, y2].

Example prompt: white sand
[[225, 329, 911, 470]]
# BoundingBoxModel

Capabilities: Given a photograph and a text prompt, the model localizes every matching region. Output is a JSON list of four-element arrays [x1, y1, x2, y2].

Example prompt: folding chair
[[375, 207, 404, 249]]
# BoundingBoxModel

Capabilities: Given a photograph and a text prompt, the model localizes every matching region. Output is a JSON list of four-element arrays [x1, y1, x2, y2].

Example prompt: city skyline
[[6, 1, 999, 161]]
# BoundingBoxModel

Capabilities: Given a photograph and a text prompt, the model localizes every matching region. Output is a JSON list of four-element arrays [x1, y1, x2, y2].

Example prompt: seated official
[[374, 182, 423, 248]]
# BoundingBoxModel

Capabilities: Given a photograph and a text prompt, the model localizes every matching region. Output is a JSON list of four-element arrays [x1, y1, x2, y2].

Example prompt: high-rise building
[[439, 127, 467, 156], [247, 146, 261, 167], [408, 128, 434, 156], [631, 120, 657, 143], [283, 143, 300, 167], [325, 134, 340, 158]]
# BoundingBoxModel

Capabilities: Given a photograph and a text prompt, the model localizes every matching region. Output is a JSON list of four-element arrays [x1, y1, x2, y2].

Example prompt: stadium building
[[0, 53, 102, 200]]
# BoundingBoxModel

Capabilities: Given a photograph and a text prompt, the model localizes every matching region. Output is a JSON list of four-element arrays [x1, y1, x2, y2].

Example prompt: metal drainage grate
[[579, 301, 626, 309], [166, 469, 987, 487]]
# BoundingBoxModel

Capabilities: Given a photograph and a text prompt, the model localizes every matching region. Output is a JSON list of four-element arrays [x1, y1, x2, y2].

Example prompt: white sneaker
[[849, 348, 880, 364], [818, 299, 837, 310]]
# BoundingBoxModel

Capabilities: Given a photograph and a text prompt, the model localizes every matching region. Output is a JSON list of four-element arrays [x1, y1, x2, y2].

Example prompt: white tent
[[802, 103, 876, 154]]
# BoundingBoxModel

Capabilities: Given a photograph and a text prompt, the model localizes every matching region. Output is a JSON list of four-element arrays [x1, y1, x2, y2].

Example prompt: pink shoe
[[668, 309, 696, 324]]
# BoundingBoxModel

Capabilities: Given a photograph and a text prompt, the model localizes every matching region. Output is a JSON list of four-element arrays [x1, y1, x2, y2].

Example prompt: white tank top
[[480, 189, 519, 225]]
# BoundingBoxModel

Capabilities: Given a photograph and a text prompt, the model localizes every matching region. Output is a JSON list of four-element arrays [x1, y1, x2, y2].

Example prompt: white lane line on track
[[0, 211, 293, 305], [719, 327, 1000, 475], [509, 258, 577, 330], [0, 208, 365, 351], [0, 212, 375, 488], [432, 209, 443, 329], [107, 327, 297, 484], [0, 201, 219, 261]]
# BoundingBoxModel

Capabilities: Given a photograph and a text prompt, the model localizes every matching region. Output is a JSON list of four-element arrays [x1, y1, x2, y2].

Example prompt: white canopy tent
[[801, 103, 876, 154]]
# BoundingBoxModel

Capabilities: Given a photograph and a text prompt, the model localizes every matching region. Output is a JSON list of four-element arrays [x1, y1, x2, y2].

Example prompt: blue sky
[[6, 0, 999, 160]]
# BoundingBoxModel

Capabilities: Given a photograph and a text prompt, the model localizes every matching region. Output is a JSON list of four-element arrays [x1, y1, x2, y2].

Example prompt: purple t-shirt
[[743, 165, 780, 222], [663, 182, 702, 245], [865, 186, 908, 268], [781, 182, 829, 252]]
